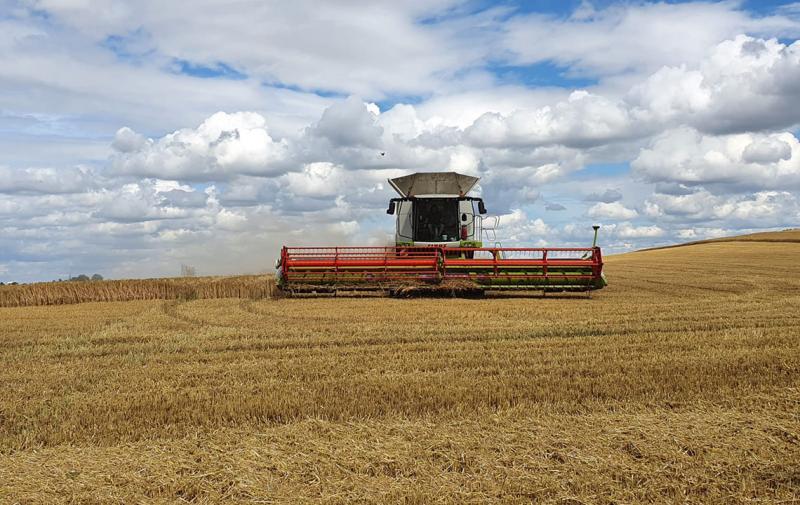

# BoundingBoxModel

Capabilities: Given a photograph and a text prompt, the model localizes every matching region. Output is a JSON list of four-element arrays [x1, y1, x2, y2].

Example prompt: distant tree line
[[2, 263, 200, 286], [67, 274, 104, 282], [0, 274, 104, 286]]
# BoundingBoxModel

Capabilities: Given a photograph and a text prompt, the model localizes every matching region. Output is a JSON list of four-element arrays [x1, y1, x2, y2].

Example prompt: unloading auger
[[276, 172, 606, 295]]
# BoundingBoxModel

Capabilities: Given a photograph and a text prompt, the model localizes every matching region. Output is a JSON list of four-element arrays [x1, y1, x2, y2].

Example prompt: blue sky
[[1, 0, 800, 281]]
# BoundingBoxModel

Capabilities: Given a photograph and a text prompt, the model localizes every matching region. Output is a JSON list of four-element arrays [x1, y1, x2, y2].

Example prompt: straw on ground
[[0, 231, 798, 504]]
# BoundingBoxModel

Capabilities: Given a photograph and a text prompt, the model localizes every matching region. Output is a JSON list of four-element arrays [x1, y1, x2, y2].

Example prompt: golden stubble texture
[[0, 233, 798, 504]]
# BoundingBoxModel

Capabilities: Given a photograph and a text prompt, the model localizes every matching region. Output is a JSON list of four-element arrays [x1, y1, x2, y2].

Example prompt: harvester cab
[[385, 172, 487, 249], [277, 171, 607, 295]]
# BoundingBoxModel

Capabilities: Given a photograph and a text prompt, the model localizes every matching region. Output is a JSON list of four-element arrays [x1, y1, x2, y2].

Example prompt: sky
[[2, 0, 800, 282]]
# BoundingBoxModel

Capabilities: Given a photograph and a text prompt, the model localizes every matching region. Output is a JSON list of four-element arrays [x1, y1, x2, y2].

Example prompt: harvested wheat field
[[1, 231, 799, 504]]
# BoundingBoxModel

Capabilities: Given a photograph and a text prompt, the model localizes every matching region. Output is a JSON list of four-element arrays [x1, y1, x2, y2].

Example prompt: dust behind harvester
[[277, 172, 606, 295]]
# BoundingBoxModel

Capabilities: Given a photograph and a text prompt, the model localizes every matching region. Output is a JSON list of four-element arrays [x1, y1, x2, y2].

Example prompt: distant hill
[[641, 229, 800, 252]]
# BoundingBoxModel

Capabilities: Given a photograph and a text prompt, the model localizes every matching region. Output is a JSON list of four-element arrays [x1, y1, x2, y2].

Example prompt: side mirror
[[477, 200, 487, 214], [386, 200, 396, 215]]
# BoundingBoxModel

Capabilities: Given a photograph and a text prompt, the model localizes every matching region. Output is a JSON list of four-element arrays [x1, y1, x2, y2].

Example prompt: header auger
[[276, 172, 606, 296]]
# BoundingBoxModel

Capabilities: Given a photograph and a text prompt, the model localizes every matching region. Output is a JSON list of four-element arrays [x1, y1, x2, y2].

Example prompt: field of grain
[[0, 275, 277, 308], [1, 232, 799, 504]]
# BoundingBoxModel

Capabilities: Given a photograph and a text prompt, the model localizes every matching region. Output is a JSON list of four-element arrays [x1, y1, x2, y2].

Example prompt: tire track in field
[[160, 300, 232, 329]]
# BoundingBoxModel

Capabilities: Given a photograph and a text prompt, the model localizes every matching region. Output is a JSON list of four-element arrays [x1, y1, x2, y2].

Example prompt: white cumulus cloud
[[632, 127, 800, 190], [587, 201, 638, 220], [111, 112, 290, 180]]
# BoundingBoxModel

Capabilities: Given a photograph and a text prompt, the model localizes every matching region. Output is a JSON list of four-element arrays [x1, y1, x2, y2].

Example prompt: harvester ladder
[[481, 215, 499, 243]]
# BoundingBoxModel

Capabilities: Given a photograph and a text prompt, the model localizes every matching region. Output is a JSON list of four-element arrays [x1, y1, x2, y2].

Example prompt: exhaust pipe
[[592, 225, 600, 248]]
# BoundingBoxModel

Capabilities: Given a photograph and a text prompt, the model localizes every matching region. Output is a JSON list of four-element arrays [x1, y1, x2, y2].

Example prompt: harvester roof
[[388, 172, 479, 197]]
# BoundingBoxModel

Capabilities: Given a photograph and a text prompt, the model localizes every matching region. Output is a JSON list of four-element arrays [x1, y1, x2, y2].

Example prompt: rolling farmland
[[1, 232, 799, 503]]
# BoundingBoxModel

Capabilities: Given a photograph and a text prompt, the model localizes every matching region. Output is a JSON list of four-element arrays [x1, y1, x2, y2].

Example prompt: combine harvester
[[276, 172, 606, 296]]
